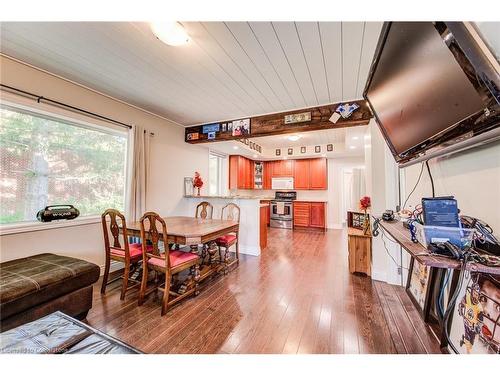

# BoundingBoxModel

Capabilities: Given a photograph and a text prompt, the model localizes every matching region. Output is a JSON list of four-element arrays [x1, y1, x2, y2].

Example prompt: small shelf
[[378, 219, 500, 275]]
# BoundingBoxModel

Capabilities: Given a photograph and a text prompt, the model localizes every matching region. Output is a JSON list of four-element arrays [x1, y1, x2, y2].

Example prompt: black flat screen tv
[[364, 22, 500, 166]]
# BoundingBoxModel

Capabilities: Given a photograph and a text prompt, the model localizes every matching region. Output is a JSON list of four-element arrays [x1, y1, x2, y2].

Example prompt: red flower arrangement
[[193, 172, 203, 196], [359, 196, 371, 211]]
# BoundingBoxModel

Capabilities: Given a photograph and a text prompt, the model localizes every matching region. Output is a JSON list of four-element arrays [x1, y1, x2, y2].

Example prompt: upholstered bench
[[0, 311, 141, 354], [0, 253, 100, 332]]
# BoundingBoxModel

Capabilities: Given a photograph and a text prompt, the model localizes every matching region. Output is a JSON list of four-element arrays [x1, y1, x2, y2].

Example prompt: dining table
[[123, 216, 240, 286]]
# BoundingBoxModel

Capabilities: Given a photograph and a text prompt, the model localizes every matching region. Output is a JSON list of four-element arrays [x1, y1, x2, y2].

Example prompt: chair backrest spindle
[[195, 201, 214, 219]]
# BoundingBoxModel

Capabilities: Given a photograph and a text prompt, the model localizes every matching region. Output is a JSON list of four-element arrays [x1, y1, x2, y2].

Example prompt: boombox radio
[[36, 205, 80, 222]]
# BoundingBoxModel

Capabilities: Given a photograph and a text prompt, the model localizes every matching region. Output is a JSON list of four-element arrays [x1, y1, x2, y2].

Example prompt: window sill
[[0, 216, 102, 236]]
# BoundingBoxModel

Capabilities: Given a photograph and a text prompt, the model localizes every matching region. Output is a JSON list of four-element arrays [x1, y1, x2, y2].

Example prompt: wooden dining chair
[[195, 201, 213, 219], [101, 209, 152, 300], [138, 212, 200, 316], [216, 203, 240, 272]]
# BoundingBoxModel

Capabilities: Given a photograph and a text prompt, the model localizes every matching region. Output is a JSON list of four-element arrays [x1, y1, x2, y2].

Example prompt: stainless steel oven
[[270, 191, 296, 229]]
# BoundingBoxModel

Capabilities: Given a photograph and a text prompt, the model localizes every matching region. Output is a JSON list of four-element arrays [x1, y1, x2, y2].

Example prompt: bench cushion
[[0, 311, 141, 354], [0, 253, 100, 320]]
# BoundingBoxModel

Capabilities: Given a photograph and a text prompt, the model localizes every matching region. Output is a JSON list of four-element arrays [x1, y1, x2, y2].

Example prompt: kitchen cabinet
[[309, 158, 327, 189], [260, 200, 271, 226], [293, 202, 326, 230], [231, 157, 327, 190], [293, 158, 327, 190], [293, 202, 310, 227], [260, 205, 268, 250], [272, 160, 294, 177], [263, 162, 272, 190], [310, 202, 326, 228], [229, 155, 254, 190], [293, 159, 310, 189]]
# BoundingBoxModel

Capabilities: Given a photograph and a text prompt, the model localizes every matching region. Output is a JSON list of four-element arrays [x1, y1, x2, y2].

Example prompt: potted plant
[[193, 172, 204, 196], [359, 196, 371, 235]]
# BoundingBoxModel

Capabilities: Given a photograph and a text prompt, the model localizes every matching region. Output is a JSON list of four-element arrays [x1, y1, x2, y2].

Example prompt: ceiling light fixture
[[352, 136, 359, 140], [233, 146, 239, 150], [288, 135, 301, 142], [150, 22, 190, 46], [349, 146, 357, 150]]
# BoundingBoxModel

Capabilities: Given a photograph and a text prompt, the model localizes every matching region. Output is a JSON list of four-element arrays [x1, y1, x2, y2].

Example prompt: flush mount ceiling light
[[288, 135, 301, 142], [150, 22, 190, 46], [233, 146, 239, 150], [349, 145, 357, 149]]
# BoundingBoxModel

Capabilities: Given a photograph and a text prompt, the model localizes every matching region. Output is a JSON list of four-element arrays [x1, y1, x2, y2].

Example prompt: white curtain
[[351, 168, 366, 211], [127, 125, 151, 222]]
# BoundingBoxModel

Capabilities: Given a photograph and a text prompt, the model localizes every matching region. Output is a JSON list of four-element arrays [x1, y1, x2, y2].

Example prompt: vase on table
[[196, 187, 201, 196]]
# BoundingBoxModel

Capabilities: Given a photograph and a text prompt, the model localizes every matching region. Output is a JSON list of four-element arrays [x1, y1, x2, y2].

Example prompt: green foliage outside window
[[0, 106, 127, 224]]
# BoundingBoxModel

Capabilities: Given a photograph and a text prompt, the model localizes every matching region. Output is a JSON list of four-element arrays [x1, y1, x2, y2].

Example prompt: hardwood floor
[[87, 228, 442, 354]]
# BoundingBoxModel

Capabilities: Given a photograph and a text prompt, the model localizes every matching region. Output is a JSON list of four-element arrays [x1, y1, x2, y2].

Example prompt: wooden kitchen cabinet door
[[282, 160, 294, 177], [271, 160, 282, 177], [309, 158, 327, 189], [263, 161, 272, 189], [293, 159, 310, 189], [272, 160, 294, 177], [247, 159, 254, 189], [293, 202, 310, 227], [310, 203, 326, 228]]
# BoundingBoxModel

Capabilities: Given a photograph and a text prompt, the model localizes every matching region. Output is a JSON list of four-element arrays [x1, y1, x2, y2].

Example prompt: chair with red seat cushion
[[138, 212, 200, 316], [216, 203, 240, 273], [101, 209, 150, 300]]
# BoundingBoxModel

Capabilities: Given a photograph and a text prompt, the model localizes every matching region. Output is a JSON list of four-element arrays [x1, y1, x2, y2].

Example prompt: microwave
[[271, 177, 294, 190]]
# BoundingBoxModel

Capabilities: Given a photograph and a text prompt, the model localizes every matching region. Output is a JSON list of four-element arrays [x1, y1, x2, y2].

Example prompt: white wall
[[365, 119, 402, 285], [0, 56, 210, 269], [402, 141, 500, 235], [327, 157, 365, 229]]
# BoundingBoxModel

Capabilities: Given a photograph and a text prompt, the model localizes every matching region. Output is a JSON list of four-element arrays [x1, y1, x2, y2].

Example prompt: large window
[[0, 105, 128, 225], [208, 152, 225, 196]]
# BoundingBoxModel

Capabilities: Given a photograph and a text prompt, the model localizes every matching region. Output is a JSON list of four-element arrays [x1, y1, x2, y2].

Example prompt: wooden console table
[[347, 228, 372, 276], [378, 219, 500, 275]]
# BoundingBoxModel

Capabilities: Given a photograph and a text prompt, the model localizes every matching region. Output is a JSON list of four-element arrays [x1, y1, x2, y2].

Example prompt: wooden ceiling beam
[[184, 99, 372, 144]]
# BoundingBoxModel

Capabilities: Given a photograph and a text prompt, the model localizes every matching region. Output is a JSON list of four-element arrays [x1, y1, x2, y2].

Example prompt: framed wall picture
[[288, 148, 293, 155], [276, 149, 281, 156], [406, 257, 435, 319], [447, 272, 500, 354], [347, 211, 368, 230], [327, 144, 333, 152], [232, 118, 250, 136], [186, 132, 199, 141], [315, 145, 321, 153], [301, 146, 306, 154]]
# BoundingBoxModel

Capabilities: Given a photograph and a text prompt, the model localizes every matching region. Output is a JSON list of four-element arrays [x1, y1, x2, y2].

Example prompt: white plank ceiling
[[0, 22, 383, 126]]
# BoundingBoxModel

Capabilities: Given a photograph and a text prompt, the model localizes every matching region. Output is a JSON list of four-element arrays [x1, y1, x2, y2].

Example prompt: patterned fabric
[[0, 311, 141, 354], [0, 253, 100, 320], [147, 250, 199, 268], [216, 234, 237, 246]]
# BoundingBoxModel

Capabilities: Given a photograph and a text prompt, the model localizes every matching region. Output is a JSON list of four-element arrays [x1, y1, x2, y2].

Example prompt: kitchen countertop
[[184, 195, 274, 200], [293, 200, 328, 203]]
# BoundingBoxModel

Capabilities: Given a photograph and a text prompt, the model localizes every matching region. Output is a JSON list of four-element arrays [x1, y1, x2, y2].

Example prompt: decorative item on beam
[[284, 111, 311, 124], [238, 138, 262, 154], [185, 99, 372, 144]]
